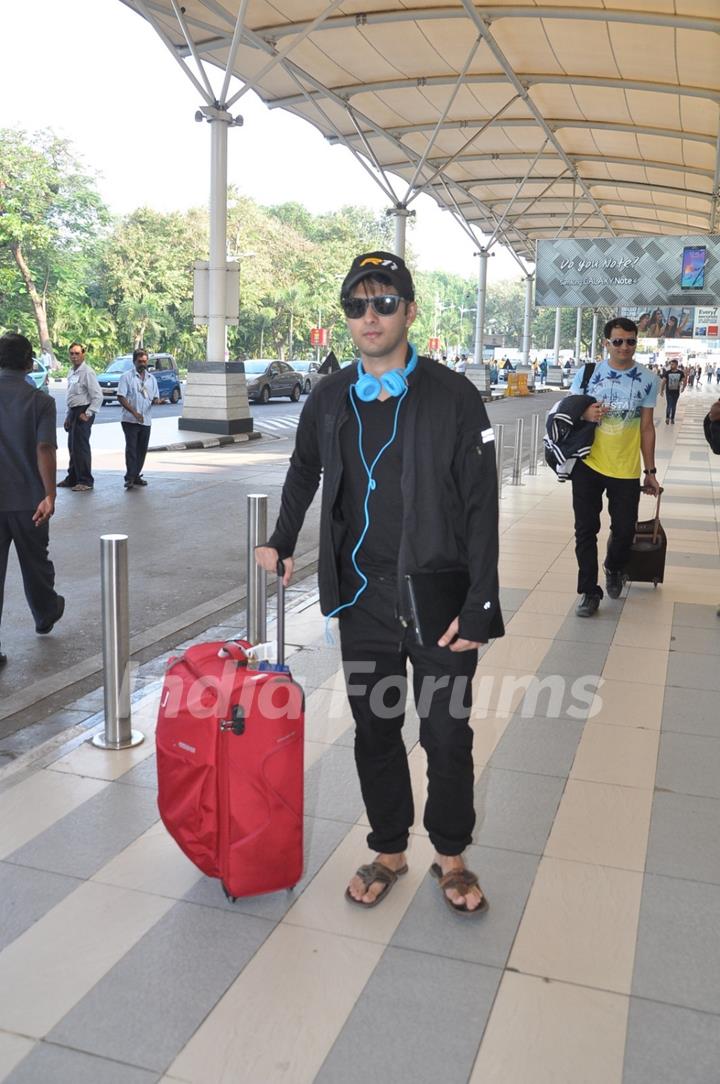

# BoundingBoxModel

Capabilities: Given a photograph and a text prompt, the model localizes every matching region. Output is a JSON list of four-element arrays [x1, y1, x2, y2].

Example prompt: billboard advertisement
[[619, 306, 695, 338], [693, 307, 720, 338], [535, 235, 720, 308]]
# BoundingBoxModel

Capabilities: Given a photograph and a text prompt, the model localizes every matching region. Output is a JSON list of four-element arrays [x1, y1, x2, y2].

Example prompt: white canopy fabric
[[122, 1, 720, 266]]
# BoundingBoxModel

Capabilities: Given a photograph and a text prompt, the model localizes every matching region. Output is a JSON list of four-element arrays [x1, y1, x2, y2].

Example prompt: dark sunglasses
[[609, 337, 637, 347], [341, 294, 407, 319]]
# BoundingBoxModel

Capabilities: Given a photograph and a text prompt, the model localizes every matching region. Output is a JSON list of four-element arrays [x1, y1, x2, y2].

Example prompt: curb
[[149, 430, 264, 453]]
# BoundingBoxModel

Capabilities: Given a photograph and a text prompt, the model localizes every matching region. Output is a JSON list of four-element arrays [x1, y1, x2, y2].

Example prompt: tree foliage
[[0, 126, 609, 369]]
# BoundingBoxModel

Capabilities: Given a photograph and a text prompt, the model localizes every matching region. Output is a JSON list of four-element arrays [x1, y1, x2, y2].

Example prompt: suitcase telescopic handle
[[276, 560, 285, 668], [644, 486, 663, 544]]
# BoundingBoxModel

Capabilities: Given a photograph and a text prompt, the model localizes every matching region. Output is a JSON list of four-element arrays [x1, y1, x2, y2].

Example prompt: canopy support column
[[590, 310, 599, 362], [387, 204, 414, 259], [180, 107, 253, 436], [473, 249, 490, 366], [553, 308, 562, 365], [522, 274, 533, 366], [575, 307, 583, 361]]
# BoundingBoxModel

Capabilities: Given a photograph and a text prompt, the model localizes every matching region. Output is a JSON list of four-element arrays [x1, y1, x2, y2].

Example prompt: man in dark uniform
[[256, 252, 502, 916], [0, 334, 64, 667]]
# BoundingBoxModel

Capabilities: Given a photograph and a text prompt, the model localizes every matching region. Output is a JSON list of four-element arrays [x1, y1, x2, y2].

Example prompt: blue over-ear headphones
[[353, 345, 418, 401], [324, 344, 418, 635]]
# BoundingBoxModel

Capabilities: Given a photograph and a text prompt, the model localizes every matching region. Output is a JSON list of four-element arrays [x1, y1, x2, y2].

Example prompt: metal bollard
[[494, 423, 504, 498], [528, 413, 540, 476], [92, 535, 143, 750], [511, 417, 525, 485], [247, 494, 268, 645]]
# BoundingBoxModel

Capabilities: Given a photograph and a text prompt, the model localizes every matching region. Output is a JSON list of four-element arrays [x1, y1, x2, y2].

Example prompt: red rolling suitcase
[[156, 567, 304, 900]]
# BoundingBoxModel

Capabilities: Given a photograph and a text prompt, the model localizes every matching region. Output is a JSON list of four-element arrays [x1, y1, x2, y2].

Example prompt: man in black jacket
[[256, 252, 502, 916]]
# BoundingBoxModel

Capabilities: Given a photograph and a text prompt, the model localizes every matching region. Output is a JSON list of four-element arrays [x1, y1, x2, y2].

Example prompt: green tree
[[0, 127, 108, 363], [101, 206, 207, 355]]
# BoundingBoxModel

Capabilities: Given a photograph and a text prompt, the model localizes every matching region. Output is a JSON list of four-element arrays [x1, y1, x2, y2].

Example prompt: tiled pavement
[[1, 394, 719, 1083]]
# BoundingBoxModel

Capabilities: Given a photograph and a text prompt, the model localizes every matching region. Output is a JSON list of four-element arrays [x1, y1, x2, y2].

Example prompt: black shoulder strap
[[580, 362, 596, 392]]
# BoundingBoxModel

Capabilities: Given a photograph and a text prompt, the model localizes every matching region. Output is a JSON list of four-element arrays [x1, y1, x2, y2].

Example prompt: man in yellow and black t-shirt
[[569, 316, 661, 617]]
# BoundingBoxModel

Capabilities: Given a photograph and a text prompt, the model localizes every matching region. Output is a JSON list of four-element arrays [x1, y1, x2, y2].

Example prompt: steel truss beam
[[425, 176, 715, 202], [404, 153, 715, 181], [272, 73, 720, 111], [368, 120, 717, 148], [252, 6, 720, 39]]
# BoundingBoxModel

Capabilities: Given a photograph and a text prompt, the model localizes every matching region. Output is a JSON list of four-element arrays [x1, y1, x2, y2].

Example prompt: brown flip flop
[[345, 861, 409, 908], [430, 863, 488, 917]]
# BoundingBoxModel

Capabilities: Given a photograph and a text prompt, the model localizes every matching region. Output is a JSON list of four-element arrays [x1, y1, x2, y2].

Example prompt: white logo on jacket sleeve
[[481, 428, 494, 443]]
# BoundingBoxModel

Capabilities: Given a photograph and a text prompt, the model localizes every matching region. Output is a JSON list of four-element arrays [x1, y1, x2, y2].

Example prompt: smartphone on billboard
[[681, 245, 706, 289]]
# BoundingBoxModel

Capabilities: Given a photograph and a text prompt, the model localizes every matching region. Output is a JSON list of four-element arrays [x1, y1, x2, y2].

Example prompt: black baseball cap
[[340, 251, 415, 301]]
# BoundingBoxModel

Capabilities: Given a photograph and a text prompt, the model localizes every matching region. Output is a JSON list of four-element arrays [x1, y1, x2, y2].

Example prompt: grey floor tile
[[554, 612, 620, 645], [288, 645, 343, 691], [537, 640, 609, 679], [623, 997, 720, 1084], [661, 686, 720, 738], [665, 652, 720, 693], [666, 553, 720, 570], [662, 493, 715, 505], [673, 603, 720, 630], [490, 715, 584, 777], [499, 587, 530, 611], [303, 743, 364, 823], [669, 625, 720, 656], [661, 519, 718, 533], [315, 946, 500, 1084], [49, 901, 273, 1073], [656, 732, 720, 800], [0, 863, 81, 952], [117, 754, 158, 790], [392, 844, 538, 967], [473, 767, 565, 855], [632, 874, 720, 1014], [6, 1044, 159, 1084], [0, 710, 95, 754], [515, 674, 600, 721], [6, 783, 159, 879], [646, 792, 720, 886]]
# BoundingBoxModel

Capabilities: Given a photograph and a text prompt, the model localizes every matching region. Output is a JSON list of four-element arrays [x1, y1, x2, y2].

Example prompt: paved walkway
[[1, 391, 719, 1082]]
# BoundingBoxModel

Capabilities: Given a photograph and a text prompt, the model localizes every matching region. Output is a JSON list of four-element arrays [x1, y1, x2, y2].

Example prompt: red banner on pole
[[310, 327, 328, 346]]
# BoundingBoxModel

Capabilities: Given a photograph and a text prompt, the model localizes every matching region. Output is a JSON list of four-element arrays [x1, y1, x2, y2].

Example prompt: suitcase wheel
[[222, 883, 238, 904]]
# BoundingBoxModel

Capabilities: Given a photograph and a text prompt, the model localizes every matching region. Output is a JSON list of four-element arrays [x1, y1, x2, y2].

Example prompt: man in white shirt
[[58, 342, 103, 492], [117, 348, 161, 490]]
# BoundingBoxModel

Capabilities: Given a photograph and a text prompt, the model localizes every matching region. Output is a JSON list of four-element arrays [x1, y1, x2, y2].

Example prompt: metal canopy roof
[[122, 1, 720, 268]]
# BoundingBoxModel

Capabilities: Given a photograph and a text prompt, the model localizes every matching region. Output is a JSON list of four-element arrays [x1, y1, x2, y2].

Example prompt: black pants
[[665, 391, 679, 421], [0, 511, 59, 647], [571, 459, 640, 595], [338, 576, 478, 856], [121, 422, 151, 483], [65, 406, 94, 487]]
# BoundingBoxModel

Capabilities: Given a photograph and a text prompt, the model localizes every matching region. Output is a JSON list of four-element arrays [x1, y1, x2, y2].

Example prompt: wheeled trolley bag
[[156, 566, 304, 899], [623, 490, 666, 587]]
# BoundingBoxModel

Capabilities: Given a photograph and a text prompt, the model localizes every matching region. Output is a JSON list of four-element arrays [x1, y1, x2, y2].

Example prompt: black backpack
[[703, 411, 720, 455]]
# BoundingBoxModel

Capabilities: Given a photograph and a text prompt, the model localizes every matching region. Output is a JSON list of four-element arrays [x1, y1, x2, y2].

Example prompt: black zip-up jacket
[[267, 355, 503, 643]]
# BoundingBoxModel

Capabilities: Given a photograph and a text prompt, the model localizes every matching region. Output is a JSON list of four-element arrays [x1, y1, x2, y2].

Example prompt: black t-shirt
[[338, 393, 405, 577], [663, 368, 682, 392], [0, 370, 57, 511]]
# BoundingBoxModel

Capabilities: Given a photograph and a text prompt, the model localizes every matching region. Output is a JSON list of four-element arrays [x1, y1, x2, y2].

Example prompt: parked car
[[241, 359, 303, 403], [97, 353, 182, 404], [288, 360, 323, 394], [25, 358, 50, 393]]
